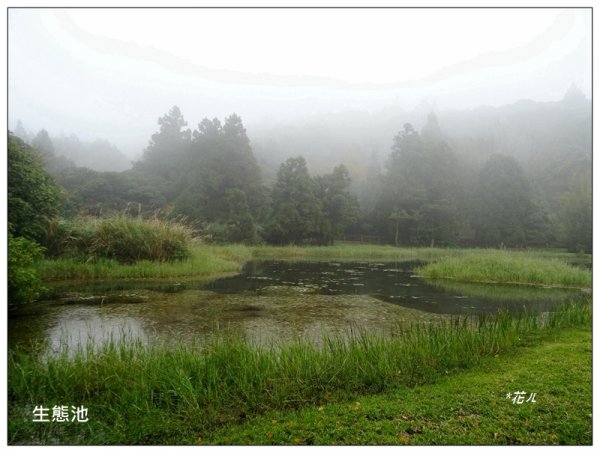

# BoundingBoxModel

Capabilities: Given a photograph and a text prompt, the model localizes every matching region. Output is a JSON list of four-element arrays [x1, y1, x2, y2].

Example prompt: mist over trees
[[10, 87, 591, 252], [13, 123, 131, 172]]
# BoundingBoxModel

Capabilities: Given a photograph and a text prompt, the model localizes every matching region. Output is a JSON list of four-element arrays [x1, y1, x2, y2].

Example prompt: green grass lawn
[[203, 327, 592, 445]]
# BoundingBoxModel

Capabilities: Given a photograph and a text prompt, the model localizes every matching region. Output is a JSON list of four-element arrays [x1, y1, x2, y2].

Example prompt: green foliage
[[8, 134, 61, 243], [267, 157, 324, 244], [266, 159, 360, 245], [556, 174, 591, 253], [8, 234, 46, 304], [135, 106, 191, 180], [54, 167, 169, 217], [376, 117, 463, 246], [315, 164, 360, 245], [173, 113, 264, 226], [471, 155, 545, 247], [223, 189, 258, 243], [16, 94, 592, 252], [45, 216, 193, 264]]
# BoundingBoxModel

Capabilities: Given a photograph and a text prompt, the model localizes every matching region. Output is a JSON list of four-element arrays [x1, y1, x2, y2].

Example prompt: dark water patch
[[206, 260, 582, 315], [205, 260, 424, 297]]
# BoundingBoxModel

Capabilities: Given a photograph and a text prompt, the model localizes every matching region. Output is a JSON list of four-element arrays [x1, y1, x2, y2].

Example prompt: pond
[[8, 260, 585, 353]]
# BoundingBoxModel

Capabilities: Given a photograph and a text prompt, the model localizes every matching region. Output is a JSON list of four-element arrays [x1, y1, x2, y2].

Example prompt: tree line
[[10, 104, 591, 253]]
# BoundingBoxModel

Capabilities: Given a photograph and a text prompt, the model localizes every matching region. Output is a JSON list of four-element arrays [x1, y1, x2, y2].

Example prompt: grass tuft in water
[[416, 251, 591, 288]]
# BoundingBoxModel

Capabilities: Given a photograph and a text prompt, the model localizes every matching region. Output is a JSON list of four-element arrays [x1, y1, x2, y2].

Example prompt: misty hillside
[[249, 87, 591, 197], [12, 88, 589, 252], [12, 122, 131, 172]]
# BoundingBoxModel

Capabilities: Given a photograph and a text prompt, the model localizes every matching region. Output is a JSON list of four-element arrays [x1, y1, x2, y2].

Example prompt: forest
[[9, 86, 592, 262]]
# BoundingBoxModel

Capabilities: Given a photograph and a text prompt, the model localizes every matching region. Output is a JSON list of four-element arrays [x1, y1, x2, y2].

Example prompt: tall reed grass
[[416, 251, 591, 288], [8, 298, 591, 444], [46, 216, 194, 263]]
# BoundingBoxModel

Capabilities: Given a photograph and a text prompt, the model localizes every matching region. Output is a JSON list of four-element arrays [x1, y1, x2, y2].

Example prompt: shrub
[[8, 234, 46, 304], [8, 134, 61, 243]]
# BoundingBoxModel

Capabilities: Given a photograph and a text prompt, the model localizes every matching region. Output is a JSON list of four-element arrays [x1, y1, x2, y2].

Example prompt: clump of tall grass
[[46, 216, 193, 264], [8, 298, 591, 444], [416, 251, 591, 288]]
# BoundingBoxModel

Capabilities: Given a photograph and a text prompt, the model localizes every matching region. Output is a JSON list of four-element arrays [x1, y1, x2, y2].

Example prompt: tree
[[32, 128, 55, 156], [471, 154, 544, 247], [8, 134, 61, 243], [53, 166, 169, 217], [8, 234, 46, 304], [556, 174, 592, 253], [136, 106, 191, 182], [31, 128, 73, 173], [315, 164, 360, 244], [377, 116, 462, 246], [174, 113, 265, 226], [223, 189, 257, 243], [267, 157, 323, 244]]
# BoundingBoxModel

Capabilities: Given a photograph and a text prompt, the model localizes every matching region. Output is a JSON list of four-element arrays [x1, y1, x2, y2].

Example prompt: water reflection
[[8, 260, 584, 353], [206, 260, 583, 315]]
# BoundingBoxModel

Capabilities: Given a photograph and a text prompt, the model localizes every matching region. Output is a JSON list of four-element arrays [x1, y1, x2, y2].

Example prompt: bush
[[8, 134, 60, 243], [8, 235, 46, 304], [46, 216, 193, 264]]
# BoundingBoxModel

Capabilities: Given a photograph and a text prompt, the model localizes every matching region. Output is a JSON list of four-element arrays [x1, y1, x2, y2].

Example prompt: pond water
[[8, 260, 585, 353]]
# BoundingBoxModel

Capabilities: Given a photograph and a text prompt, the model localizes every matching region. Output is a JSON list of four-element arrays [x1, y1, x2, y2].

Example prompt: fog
[[8, 8, 591, 162]]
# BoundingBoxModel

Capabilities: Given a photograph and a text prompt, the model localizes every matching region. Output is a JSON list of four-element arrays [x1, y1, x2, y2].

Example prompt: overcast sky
[[8, 8, 591, 157]]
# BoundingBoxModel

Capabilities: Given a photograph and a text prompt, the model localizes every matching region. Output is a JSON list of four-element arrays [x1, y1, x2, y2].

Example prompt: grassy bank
[[207, 327, 591, 445], [37, 244, 252, 281], [249, 244, 467, 261], [37, 244, 591, 282], [416, 251, 591, 288], [8, 298, 591, 445]]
